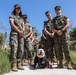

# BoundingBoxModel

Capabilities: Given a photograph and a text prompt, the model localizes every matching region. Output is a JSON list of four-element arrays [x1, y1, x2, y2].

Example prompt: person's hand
[[44, 37, 47, 40], [50, 33, 54, 38], [24, 35, 27, 39], [57, 30, 63, 36], [19, 30, 23, 36]]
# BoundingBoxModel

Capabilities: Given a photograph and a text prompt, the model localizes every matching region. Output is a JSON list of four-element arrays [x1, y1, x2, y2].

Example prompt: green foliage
[[0, 33, 5, 44], [70, 27, 76, 41], [69, 27, 76, 50], [0, 33, 7, 49], [0, 49, 11, 74], [70, 51, 76, 69]]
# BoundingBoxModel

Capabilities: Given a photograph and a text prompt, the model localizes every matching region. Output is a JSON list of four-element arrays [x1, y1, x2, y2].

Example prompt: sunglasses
[[56, 9, 60, 11], [23, 17, 27, 19], [16, 7, 20, 10]]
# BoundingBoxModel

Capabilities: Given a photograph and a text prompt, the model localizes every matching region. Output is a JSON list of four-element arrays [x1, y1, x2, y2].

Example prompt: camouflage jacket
[[24, 21, 32, 35], [44, 20, 53, 33], [52, 15, 67, 30], [9, 14, 23, 34]]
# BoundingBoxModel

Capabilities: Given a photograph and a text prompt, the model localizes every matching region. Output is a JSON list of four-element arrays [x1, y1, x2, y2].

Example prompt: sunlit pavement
[[4, 63, 76, 75]]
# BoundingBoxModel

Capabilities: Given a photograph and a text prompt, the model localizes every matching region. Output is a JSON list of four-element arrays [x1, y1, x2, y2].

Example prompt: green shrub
[[0, 49, 11, 74], [70, 51, 76, 69]]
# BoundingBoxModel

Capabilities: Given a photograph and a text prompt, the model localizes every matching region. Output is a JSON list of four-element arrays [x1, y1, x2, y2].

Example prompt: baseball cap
[[54, 6, 61, 10], [14, 4, 21, 9], [22, 14, 27, 18]]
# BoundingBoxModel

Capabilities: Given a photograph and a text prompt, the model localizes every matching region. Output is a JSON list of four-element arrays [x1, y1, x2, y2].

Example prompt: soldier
[[41, 29, 47, 51], [9, 4, 24, 71], [32, 33, 39, 56], [43, 11, 54, 68], [52, 6, 73, 69], [22, 14, 34, 66]]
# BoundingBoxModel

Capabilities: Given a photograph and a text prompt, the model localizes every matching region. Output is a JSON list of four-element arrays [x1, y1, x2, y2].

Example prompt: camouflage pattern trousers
[[10, 33, 24, 63], [24, 38, 34, 60], [45, 38, 54, 61], [54, 32, 71, 61]]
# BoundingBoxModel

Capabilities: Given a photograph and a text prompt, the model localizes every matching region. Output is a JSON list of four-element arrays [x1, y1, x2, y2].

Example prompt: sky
[[0, 0, 76, 42]]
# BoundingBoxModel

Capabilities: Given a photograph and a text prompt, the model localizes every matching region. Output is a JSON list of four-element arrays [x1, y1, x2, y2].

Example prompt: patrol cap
[[22, 14, 27, 18], [45, 11, 50, 15], [54, 6, 61, 10], [14, 4, 21, 9]]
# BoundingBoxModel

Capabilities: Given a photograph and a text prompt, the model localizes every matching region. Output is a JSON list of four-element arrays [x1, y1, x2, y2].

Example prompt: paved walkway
[[4, 63, 76, 75]]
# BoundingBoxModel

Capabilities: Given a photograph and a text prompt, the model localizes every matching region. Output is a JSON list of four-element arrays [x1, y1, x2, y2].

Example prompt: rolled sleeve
[[9, 15, 14, 21], [67, 18, 70, 22]]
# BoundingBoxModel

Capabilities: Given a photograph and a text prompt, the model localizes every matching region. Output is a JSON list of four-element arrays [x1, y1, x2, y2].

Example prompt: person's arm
[[52, 25, 58, 33], [27, 28, 32, 37], [58, 18, 70, 36], [42, 32, 47, 39], [44, 27, 52, 35], [51, 19, 58, 34], [44, 27, 54, 38], [52, 25, 63, 36], [36, 38, 39, 44], [29, 32, 33, 39], [24, 29, 32, 39], [61, 21, 70, 32], [22, 23, 25, 32], [52, 20, 70, 36], [9, 15, 24, 36], [10, 20, 21, 33]]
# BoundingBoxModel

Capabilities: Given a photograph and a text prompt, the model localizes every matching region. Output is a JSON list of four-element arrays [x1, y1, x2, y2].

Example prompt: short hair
[[45, 11, 50, 15]]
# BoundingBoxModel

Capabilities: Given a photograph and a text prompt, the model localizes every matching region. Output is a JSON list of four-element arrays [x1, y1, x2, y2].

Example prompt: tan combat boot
[[67, 61, 73, 70], [57, 60, 63, 68], [17, 61, 24, 70], [12, 62, 18, 72], [29, 59, 34, 66], [21, 59, 25, 66]]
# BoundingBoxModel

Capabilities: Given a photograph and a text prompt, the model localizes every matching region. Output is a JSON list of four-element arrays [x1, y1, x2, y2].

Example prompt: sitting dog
[[33, 48, 49, 68]]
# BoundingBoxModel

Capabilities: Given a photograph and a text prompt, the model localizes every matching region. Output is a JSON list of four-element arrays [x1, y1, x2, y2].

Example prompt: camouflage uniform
[[9, 15, 24, 63], [52, 15, 71, 65], [32, 33, 39, 56], [24, 22, 34, 60], [34, 38, 39, 51], [41, 30, 47, 50], [43, 20, 54, 62]]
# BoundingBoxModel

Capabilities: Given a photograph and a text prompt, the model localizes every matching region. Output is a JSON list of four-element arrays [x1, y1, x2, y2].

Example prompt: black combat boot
[[57, 60, 63, 68]]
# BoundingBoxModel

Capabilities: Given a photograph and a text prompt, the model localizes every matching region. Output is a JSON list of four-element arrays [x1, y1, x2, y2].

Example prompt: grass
[[0, 49, 11, 74], [70, 50, 76, 69]]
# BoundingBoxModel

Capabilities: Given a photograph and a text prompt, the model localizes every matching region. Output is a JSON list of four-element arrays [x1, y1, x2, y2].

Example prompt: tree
[[69, 27, 76, 41], [0, 33, 7, 48], [69, 27, 76, 50]]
